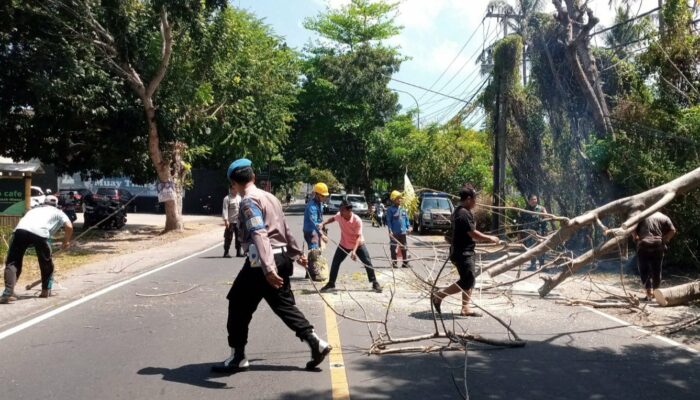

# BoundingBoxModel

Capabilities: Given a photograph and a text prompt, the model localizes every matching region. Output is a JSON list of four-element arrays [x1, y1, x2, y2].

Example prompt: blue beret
[[227, 158, 252, 179]]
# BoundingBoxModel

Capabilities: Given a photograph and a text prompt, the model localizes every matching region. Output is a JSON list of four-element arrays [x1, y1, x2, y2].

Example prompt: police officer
[[385, 190, 411, 268], [222, 184, 242, 258], [303, 182, 329, 281], [212, 158, 332, 373]]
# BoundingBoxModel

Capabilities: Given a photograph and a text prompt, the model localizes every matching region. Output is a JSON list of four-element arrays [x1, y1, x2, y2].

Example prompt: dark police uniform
[[226, 183, 314, 349]]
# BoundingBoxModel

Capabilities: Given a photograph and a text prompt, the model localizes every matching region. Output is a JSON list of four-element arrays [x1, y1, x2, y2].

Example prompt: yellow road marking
[[323, 298, 351, 400]]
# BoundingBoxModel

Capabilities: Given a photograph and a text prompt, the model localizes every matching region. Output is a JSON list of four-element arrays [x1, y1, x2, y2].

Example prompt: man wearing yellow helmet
[[303, 182, 329, 281], [386, 190, 411, 268]]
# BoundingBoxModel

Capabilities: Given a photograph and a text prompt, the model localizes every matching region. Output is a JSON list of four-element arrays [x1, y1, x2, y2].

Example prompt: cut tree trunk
[[654, 281, 700, 307]]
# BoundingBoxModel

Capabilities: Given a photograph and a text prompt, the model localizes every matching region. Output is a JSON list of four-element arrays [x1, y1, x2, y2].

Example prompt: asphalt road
[[0, 213, 698, 399]]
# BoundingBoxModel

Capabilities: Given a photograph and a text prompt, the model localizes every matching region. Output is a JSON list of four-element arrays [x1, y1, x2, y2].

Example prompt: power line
[[604, 17, 700, 50], [589, 6, 661, 38], [418, 24, 498, 111], [390, 77, 474, 103], [420, 22, 499, 108], [416, 17, 486, 102]]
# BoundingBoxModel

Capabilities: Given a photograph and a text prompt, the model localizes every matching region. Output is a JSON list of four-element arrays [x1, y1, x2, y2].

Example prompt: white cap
[[44, 195, 59, 207]]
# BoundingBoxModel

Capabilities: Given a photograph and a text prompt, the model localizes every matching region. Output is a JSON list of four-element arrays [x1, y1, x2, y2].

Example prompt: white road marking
[[0, 243, 221, 341]]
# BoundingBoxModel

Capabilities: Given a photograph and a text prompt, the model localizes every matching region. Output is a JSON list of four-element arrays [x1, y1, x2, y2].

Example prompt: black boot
[[319, 283, 335, 293], [223, 251, 231, 258], [211, 347, 249, 374], [303, 331, 332, 370]]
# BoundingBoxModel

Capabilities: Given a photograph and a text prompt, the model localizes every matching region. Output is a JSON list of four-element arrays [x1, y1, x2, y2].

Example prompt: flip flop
[[460, 310, 483, 317]]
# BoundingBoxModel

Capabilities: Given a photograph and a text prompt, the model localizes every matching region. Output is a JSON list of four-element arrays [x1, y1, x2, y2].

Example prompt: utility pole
[[485, 6, 521, 234], [485, 8, 525, 85]]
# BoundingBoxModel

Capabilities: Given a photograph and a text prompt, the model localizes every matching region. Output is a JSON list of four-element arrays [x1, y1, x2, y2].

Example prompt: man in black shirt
[[432, 185, 499, 317]]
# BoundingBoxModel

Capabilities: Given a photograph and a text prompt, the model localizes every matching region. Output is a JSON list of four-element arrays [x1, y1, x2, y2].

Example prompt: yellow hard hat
[[390, 190, 402, 201], [313, 182, 330, 197]]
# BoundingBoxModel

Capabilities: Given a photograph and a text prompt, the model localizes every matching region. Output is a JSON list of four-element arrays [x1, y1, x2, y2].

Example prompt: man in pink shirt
[[319, 200, 382, 293]]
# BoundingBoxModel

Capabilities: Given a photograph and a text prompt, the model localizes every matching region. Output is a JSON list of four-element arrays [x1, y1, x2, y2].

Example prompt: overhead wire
[[420, 21, 499, 111], [416, 17, 486, 102]]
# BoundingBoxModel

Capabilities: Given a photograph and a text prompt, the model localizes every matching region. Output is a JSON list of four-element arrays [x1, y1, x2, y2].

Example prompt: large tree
[[1, 2, 299, 229], [292, 0, 404, 194]]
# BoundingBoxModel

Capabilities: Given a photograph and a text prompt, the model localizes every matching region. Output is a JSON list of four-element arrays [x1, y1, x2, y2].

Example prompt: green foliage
[[307, 168, 342, 193], [0, 3, 297, 183], [303, 0, 401, 50], [640, 0, 700, 112], [292, 0, 404, 194], [372, 115, 493, 195], [159, 7, 300, 170]]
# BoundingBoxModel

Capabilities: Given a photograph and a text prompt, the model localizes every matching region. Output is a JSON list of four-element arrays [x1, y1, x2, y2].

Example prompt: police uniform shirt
[[222, 193, 241, 223], [238, 185, 303, 274]]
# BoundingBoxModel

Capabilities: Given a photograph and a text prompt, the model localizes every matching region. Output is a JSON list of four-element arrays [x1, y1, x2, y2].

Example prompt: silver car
[[345, 194, 369, 217]]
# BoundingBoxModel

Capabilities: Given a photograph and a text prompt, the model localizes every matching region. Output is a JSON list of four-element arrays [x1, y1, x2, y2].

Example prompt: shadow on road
[[137, 361, 317, 390], [341, 339, 699, 399], [138, 364, 233, 389]]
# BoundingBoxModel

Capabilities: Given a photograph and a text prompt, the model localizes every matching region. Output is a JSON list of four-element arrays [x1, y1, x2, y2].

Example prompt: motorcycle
[[59, 195, 78, 223], [83, 194, 127, 230], [371, 203, 385, 227]]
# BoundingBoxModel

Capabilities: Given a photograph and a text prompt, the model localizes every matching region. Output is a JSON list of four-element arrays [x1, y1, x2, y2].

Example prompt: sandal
[[460, 310, 483, 317]]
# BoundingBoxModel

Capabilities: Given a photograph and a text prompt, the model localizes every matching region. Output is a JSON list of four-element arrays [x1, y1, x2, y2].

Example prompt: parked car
[[326, 193, 345, 214], [413, 192, 454, 234], [30, 186, 46, 208], [93, 187, 136, 212], [345, 194, 369, 217]]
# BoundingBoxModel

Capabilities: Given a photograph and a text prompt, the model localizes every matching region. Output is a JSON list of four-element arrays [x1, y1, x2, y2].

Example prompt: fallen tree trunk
[[538, 227, 634, 297], [654, 281, 700, 307], [487, 167, 700, 295]]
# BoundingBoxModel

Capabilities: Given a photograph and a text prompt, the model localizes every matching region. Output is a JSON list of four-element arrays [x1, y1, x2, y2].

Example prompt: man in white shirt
[[222, 185, 242, 258], [1, 195, 73, 303]]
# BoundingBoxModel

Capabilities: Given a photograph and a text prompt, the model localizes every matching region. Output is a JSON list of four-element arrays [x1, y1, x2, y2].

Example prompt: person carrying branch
[[431, 185, 499, 317], [385, 190, 411, 268], [1, 195, 72, 303], [518, 194, 549, 270], [303, 183, 329, 281], [632, 211, 676, 301], [318, 200, 382, 293]]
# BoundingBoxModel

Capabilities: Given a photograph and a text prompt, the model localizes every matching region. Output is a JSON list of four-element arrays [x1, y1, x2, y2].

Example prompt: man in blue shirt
[[303, 182, 329, 281], [385, 190, 411, 268]]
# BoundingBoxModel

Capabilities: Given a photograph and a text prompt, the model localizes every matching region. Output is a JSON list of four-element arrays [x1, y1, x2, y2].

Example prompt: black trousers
[[223, 224, 241, 254], [226, 256, 313, 349], [390, 233, 409, 264], [638, 249, 663, 290], [328, 244, 377, 285], [4, 229, 54, 292]]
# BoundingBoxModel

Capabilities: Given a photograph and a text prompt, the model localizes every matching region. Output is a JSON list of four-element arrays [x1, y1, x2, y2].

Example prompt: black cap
[[340, 199, 353, 209]]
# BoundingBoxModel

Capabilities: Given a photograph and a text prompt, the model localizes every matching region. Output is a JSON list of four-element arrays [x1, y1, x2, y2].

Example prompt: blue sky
[[236, 0, 660, 126]]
